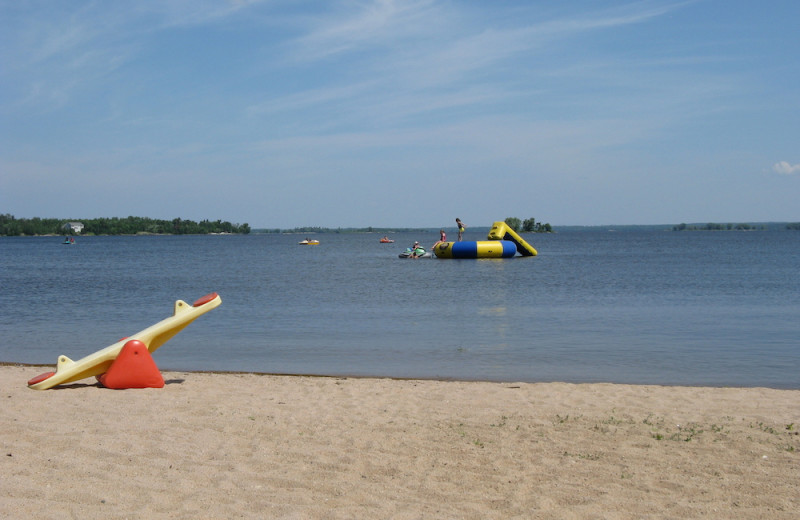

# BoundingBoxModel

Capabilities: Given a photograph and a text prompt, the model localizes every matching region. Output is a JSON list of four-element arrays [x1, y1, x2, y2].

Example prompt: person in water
[[456, 218, 466, 241]]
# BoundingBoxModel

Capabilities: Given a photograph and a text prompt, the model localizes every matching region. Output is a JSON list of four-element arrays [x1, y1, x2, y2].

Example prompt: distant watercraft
[[399, 247, 431, 258], [298, 239, 320, 245]]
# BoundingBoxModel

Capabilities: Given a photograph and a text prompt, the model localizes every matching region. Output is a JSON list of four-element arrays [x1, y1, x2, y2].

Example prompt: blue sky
[[2, 0, 798, 228]]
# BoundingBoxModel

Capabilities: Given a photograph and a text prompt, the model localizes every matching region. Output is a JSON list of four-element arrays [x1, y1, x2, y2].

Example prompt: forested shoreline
[[3, 214, 797, 237], [0, 215, 250, 236], [672, 222, 800, 231]]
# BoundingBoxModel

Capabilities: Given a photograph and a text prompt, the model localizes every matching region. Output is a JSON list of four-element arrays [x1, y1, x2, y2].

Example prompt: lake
[[1, 229, 798, 388]]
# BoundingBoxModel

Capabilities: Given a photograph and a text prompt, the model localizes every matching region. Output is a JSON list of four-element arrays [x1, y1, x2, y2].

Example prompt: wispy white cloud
[[10, 0, 796, 227], [1, 0, 269, 109], [289, 0, 691, 62], [287, 0, 439, 61], [285, 0, 690, 82], [530, 1, 691, 35], [138, 0, 269, 29], [3, 0, 693, 120], [773, 161, 800, 175], [249, 0, 697, 136]]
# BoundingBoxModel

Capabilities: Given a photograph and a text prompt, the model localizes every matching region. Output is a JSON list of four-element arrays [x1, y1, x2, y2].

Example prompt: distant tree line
[[256, 226, 435, 234], [504, 217, 552, 233], [270, 220, 555, 234], [672, 223, 768, 231], [0, 214, 250, 236]]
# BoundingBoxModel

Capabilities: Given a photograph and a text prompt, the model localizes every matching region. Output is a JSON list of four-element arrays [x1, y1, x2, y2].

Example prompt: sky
[[1, 0, 799, 229]]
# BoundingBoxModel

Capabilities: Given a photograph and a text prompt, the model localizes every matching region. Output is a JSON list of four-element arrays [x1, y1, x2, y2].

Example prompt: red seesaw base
[[97, 339, 165, 389]]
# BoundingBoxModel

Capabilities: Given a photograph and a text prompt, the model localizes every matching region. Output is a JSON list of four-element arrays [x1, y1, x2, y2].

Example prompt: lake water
[[1, 230, 798, 388]]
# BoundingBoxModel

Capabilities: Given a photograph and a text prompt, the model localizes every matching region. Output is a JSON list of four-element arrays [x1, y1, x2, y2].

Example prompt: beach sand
[[2, 365, 798, 519]]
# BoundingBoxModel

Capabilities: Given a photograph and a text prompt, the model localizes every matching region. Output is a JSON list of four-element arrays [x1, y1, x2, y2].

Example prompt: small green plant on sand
[[563, 451, 601, 460], [671, 423, 703, 442], [752, 422, 779, 435], [491, 416, 508, 428]]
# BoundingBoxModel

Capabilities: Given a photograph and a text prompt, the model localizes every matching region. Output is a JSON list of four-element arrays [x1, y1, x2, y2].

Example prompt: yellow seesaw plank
[[27, 293, 221, 390]]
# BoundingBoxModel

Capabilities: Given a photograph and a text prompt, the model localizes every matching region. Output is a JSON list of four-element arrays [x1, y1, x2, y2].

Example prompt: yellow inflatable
[[487, 221, 538, 256], [432, 222, 538, 258]]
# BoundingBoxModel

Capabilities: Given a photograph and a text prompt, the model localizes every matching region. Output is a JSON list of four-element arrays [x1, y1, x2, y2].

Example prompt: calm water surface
[[1, 230, 798, 388]]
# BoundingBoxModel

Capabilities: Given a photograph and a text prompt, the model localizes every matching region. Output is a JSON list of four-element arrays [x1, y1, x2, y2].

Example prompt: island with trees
[[503, 217, 553, 233], [0, 215, 250, 236]]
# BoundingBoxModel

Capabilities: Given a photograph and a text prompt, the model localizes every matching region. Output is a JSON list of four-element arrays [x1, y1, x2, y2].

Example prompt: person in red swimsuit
[[432, 229, 446, 250]]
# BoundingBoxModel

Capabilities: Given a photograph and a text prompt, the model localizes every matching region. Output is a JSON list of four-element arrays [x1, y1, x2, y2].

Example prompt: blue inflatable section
[[448, 240, 517, 258]]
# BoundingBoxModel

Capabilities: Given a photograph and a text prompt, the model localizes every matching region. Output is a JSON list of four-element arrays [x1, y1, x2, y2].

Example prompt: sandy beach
[[2, 365, 798, 519]]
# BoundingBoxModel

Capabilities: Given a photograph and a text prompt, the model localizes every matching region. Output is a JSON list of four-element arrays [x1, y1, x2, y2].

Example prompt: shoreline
[[4, 362, 798, 390], [3, 365, 798, 519]]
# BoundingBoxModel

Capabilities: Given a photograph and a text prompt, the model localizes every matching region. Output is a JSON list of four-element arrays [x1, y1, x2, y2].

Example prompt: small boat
[[62, 237, 75, 245], [298, 239, 320, 245], [380, 237, 395, 243]]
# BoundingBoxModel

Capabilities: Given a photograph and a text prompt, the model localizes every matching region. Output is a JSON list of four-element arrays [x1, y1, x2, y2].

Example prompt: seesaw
[[27, 292, 221, 390]]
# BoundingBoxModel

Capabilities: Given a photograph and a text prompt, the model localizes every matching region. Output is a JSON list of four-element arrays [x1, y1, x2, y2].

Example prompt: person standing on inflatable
[[455, 218, 466, 241]]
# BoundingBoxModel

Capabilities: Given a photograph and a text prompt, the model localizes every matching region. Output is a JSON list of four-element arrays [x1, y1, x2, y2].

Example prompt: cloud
[[288, 0, 439, 61], [773, 161, 800, 175]]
